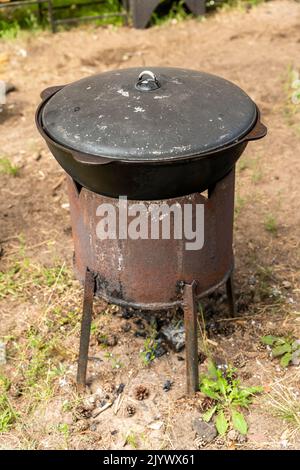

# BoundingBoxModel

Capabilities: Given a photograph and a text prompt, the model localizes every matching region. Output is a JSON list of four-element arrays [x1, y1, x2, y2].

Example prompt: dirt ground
[[0, 0, 300, 450]]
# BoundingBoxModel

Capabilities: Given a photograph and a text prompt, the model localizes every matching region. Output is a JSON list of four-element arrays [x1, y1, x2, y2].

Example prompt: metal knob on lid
[[135, 70, 160, 92]]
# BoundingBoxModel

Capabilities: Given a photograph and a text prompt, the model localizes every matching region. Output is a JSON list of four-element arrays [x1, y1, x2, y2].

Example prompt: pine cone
[[233, 354, 246, 368], [256, 342, 266, 352], [126, 404, 136, 417], [9, 381, 24, 398], [194, 436, 207, 449], [240, 371, 252, 380], [199, 396, 216, 412], [134, 385, 149, 401]]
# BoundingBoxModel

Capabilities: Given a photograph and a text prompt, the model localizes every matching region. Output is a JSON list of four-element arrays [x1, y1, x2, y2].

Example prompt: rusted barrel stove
[[36, 67, 267, 394]]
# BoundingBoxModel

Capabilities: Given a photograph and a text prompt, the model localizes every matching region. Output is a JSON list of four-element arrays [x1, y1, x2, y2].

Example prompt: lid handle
[[135, 70, 160, 92]]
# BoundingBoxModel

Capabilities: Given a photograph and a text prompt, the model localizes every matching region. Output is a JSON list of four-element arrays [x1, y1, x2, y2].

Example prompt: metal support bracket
[[183, 280, 199, 395], [76, 268, 95, 392], [226, 272, 237, 317]]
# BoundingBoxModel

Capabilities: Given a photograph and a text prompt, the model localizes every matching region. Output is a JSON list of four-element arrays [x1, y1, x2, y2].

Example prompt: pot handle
[[243, 117, 267, 142], [72, 151, 113, 165], [40, 85, 65, 101]]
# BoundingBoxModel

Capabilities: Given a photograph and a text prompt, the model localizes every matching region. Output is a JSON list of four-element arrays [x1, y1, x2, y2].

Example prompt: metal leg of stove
[[183, 281, 199, 395], [77, 268, 95, 392], [226, 273, 237, 317]]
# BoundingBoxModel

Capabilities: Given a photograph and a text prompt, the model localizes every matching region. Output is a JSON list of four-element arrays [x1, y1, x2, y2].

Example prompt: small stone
[[148, 421, 163, 430], [280, 439, 289, 449], [145, 352, 152, 362], [163, 380, 172, 392], [160, 323, 185, 352], [0, 342, 6, 365], [89, 422, 98, 432], [116, 383, 125, 395], [82, 398, 96, 411], [121, 322, 131, 332], [192, 418, 217, 444], [121, 308, 133, 319], [249, 275, 257, 286], [282, 281, 292, 289], [155, 344, 167, 358], [292, 348, 300, 366], [5, 82, 17, 94], [134, 330, 147, 338], [33, 151, 42, 161]]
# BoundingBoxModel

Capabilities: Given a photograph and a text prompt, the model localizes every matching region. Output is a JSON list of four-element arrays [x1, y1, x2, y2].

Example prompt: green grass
[[200, 360, 262, 435], [267, 383, 300, 437], [0, 157, 19, 177], [251, 168, 263, 184], [0, 0, 267, 37], [264, 214, 278, 235], [6, 324, 71, 412], [57, 422, 70, 448], [237, 159, 249, 172], [234, 195, 247, 217], [104, 351, 123, 369], [124, 430, 138, 449], [150, 0, 190, 26], [237, 154, 264, 184], [0, 0, 123, 37], [283, 66, 300, 134], [0, 256, 81, 417], [219, 0, 265, 12], [0, 258, 72, 300], [261, 335, 300, 368], [0, 6, 41, 38], [254, 265, 283, 302], [140, 333, 158, 366], [0, 374, 18, 433]]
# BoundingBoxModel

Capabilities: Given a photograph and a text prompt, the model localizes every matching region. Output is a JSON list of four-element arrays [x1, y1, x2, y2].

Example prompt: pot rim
[[36, 89, 266, 166]]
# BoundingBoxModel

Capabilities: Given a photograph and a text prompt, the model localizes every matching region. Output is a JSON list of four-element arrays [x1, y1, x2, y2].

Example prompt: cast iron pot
[[36, 67, 267, 200]]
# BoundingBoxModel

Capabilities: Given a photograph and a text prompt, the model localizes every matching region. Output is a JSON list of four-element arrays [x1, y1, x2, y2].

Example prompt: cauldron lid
[[41, 67, 257, 161]]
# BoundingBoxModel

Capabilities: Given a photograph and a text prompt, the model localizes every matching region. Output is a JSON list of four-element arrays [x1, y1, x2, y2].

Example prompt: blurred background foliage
[[0, 0, 266, 38]]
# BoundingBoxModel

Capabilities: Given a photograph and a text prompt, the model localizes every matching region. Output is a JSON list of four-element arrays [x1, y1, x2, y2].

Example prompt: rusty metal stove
[[67, 168, 236, 394], [36, 67, 267, 395]]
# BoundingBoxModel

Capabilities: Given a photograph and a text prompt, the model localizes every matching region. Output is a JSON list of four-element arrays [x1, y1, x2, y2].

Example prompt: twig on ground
[[92, 402, 112, 419]]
